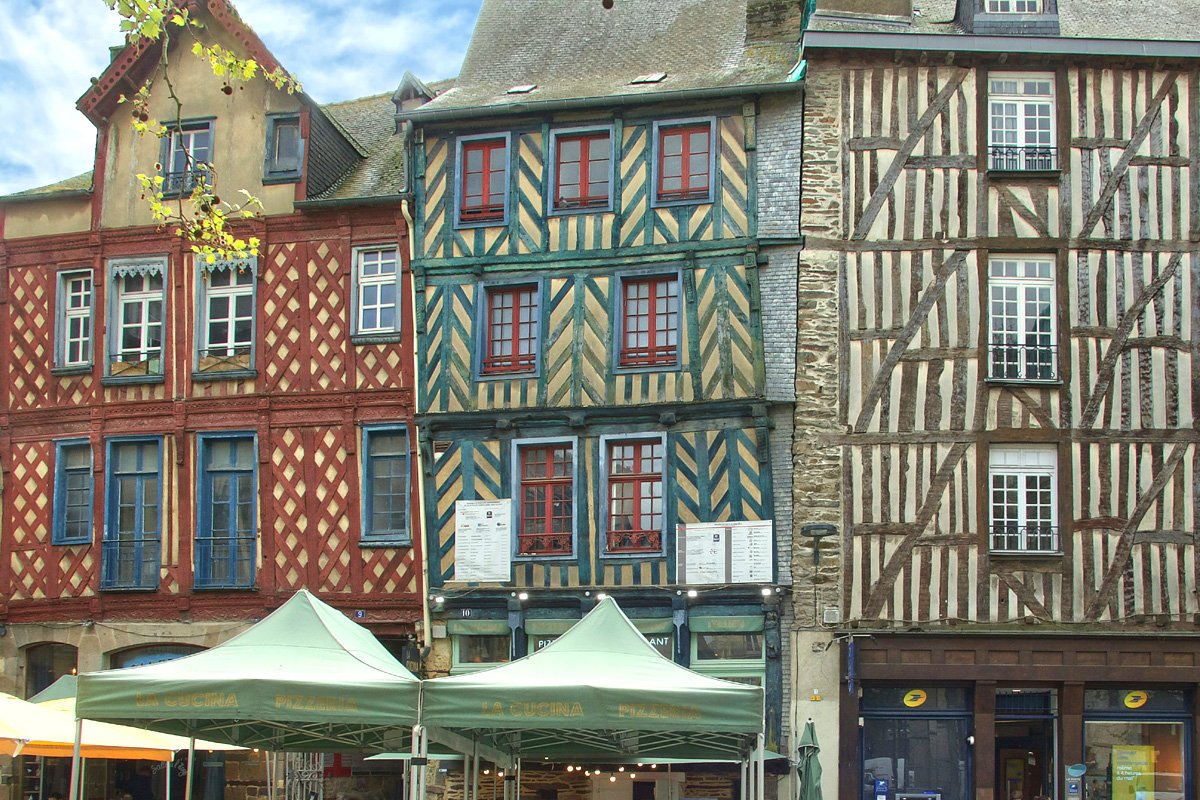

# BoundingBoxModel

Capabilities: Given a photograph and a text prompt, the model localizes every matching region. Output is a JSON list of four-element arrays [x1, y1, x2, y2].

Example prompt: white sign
[[453, 499, 512, 582], [677, 520, 774, 584]]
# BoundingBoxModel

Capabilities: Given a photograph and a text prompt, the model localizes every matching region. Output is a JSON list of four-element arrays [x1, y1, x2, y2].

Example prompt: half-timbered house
[[0, 3, 421, 797], [399, 0, 803, 793], [797, 0, 1200, 798]]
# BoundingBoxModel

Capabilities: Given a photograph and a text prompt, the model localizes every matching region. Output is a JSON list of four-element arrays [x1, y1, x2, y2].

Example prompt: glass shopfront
[[861, 687, 973, 800], [1083, 690, 1189, 800]]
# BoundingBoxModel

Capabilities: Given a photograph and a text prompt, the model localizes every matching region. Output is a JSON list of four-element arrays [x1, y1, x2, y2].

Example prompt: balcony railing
[[100, 537, 161, 589], [990, 523, 1059, 554], [516, 532, 573, 556], [163, 166, 211, 196], [988, 145, 1058, 172], [194, 534, 255, 589], [606, 529, 663, 554], [988, 342, 1058, 381]]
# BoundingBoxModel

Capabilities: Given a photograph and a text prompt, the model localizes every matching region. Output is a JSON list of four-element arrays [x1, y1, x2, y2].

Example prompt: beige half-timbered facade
[[796, 0, 1200, 798]]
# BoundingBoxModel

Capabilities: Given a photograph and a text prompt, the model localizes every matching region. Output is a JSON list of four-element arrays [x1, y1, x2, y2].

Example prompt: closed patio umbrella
[[796, 719, 823, 800]]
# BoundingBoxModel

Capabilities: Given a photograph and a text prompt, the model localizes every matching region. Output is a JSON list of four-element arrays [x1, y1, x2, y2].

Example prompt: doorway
[[996, 690, 1057, 800]]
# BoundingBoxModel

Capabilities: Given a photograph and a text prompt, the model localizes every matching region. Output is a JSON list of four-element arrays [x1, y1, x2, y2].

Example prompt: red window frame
[[606, 439, 664, 553], [656, 123, 711, 202], [619, 276, 679, 367], [517, 444, 573, 556], [482, 284, 538, 374], [554, 131, 611, 210], [460, 138, 507, 222]]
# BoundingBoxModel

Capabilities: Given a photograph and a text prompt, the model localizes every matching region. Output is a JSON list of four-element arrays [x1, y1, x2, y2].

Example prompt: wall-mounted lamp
[[429, 595, 445, 612], [966, 734, 975, 747], [801, 523, 838, 564]]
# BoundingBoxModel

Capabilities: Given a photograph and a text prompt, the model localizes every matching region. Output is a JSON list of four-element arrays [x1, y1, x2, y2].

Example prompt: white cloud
[[0, 0, 480, 195]]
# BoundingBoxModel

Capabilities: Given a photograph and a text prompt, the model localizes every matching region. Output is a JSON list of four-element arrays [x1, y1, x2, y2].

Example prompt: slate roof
[[401, 0, 802, 119], [807, 0, 1200, 40], [0, 171, 93, 202]]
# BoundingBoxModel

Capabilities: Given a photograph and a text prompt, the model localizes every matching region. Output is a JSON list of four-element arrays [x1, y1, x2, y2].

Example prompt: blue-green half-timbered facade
[[399, 0, 802, 755]]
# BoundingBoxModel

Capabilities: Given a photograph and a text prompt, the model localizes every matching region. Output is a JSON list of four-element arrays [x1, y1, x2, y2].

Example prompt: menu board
[[453, 499, 512, 582], [677, 520, 774, 584]]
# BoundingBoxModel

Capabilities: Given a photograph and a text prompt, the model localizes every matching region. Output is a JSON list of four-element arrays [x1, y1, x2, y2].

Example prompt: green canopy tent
[[415, 598, 768, 800], [75, 590, 419, 752]]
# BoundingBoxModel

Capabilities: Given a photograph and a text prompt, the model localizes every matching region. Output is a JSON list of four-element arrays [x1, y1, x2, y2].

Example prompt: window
[[264, 114, 302, 182], [52, 440, 92, 545], [102, 438, 162, 590], [195, 435, 256, 589], [197, 259, 255, 374], [353, 246, 400, 336], [109, 259, 166, 379], [690, 631, 765, 686], [55, 270, 93, 369], [986, 0, 1043, 10], [24, 643, 77, 697], [619, 274, 680, 368], [988, 73, 1056, 171], [988, 256, 1056, 381], [1084, 690, 1189, 800], [458, 135, 508, 224], [515, 441, 574, 557], [481, 283, 538, 375], [452, 634, 511, 673], [162, 119, 213, 195], [109, 644, 203, 669], [989, 445, 1058, 553], [861, 688, 973, 800], [604, 436, 665, 554], [655, 120, 713, 203], [552, 129, 612, 211], [362, 426, 410, 544]]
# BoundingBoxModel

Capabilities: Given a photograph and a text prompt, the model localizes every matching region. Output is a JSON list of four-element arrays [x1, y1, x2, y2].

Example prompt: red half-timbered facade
[[0, 0, 422, 723]]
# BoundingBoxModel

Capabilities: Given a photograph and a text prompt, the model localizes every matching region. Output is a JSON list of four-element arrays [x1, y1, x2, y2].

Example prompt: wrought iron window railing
[[100, 538, 161, 589], [989, 523, 1059, 554], [516, 532, 573, 556], [606, 529, 663, 553], [988, 145, 1058, 172], [988, 342, 1058, 381], [163, 165, 211, 195], [194, 534, 255, 589]]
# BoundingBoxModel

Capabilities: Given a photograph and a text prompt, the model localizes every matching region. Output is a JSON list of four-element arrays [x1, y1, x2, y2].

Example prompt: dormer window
[[161, 119, 213, 196], [264, 114, 302, 183], [986, 0, 1043, 10]]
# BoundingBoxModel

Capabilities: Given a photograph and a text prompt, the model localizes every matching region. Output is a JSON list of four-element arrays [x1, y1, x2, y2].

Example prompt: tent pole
[[470, 745, 479, 800], [68, 717, 83, 800], [408, 726, 421, 800], [184, 739, 196, 800], [756, 734, 766, 800], [165, 757, 173, 800], [419, 726, 429, 800], [739, 757, 748, 800]]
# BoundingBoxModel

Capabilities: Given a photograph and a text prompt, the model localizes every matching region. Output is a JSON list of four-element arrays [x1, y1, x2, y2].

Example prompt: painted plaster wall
[[3, 197, 92, 240]]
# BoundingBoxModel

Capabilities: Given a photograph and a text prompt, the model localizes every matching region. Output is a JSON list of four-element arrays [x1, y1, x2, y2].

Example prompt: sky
[[0, 0, 483, 196]]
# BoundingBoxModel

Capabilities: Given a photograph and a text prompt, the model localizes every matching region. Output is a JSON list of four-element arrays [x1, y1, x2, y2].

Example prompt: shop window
[[101, 437, 162, 590], [988, 74, 1056, 171], [604, 435, 665, 554], [24, 643, 77, 697], [989, 445, 1058, 554], [196, 258, 255, 376], [690, 632, 764, 686], [108, 258, 166, 380], [52, 439, 93, 545], [1084, 689, 1188, 800], [264, 114, 302, 182], [481, 283, 539, 375], [551, 128, 612, 212], [514, 440, 575, 557], [452, 634, 511, 674], [161, 119, 213, 196], [654, 120, 714, 204], [617, 273, 680, 368], [55, 270, 93, 370], [195, 434, 256, 589], [988, 256, 1056, 381], [352, 246, 400, 337], [361, 425, 410, 545], [458, 135, 508, 224], [861, 687, 973, 800]]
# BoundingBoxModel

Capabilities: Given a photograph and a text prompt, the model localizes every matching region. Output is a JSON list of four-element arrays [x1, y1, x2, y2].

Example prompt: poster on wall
[[453, 499, 512, 583], [676, 520, 774, 584], [1112, 745, 1155, 800]]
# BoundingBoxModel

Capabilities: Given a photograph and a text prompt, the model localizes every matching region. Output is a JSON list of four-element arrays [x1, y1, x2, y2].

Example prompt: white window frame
[[197, 260, 256, 365], [108, 257, 167, 379], [987, 255, 1057, 382], [988, 72, 1056, 171], [986, 0, 1044, 11], [352, 245, 400, 337], [56, 269, 93, 369], [988, 445, 1059, 554], [689, 632, 765, 686]]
